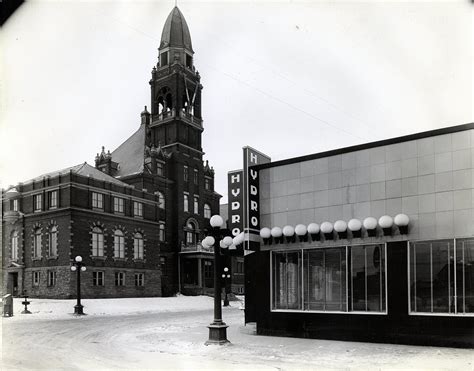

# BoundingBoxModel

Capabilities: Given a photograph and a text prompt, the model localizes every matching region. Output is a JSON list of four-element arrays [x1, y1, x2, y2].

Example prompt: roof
[[160, 6, 193, 52], [25, 163, 130, 187], [110, 124, 146, 177]]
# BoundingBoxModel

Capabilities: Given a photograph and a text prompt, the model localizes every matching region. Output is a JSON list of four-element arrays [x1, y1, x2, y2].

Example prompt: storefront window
[[350, 244, 386, 312], [410, 239, 473, 314], [272, 251, 302, 310], [304, 248, 346, 311]]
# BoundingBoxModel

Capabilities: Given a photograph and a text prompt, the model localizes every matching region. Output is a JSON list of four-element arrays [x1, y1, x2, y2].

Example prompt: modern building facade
[[246, 123, 474, 347], [2, 6, 223, 298]]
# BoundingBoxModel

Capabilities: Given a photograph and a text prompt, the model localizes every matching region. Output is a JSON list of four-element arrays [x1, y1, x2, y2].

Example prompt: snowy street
[[1, 296, 472, 370]]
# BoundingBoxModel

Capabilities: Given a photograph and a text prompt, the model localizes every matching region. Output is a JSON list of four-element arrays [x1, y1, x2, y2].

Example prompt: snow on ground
[[2, 295, 473, 370], [5, 294, 217, 320]]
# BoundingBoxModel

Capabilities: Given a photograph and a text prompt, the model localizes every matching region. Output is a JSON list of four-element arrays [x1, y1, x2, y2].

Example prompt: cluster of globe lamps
[[260, 213, 410, 244]]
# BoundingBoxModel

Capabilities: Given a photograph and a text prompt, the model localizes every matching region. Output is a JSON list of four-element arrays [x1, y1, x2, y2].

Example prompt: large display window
[[409, 238, 474, 315], [272, 244, 386, 313]]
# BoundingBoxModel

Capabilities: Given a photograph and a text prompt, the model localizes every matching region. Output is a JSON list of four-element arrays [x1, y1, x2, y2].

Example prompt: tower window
[[161, 51, 168, 66], [186, 54, 193, 68]]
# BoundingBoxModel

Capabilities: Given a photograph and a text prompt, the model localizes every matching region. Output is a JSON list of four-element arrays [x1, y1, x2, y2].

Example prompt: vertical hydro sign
[[227, 170, 244, 237], [243, 147, 271, 250]]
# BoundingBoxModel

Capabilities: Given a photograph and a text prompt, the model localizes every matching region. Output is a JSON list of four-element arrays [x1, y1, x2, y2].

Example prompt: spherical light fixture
[[363, 217, 377, 237], [394, 213, 410, 234], [81, 266, 86, 272], [307, 223, 320, 241], [282, 225, 295, 237], [271, 227, 282, 238], [379, 215, 394, 236], [348, 218, 362, 238], [334, 220, 347, 233], [295, 224, 307, 236], [75, 256, 83, 263], [260, 227, 271, 239], [223, 236, 234, 247], [70, 266, 77, 272], [210, 215, 224, 228], [321, 222, 334, 240]]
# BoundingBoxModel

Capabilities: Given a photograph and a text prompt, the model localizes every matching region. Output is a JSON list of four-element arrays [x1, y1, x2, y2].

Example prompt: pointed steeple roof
[[160, 6, 193, 52]]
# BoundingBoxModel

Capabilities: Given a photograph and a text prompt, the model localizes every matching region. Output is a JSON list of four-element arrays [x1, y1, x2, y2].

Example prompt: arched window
[[133, 233, 144, 260], [114, 230, 125, 259], [204, 204, 211, 219], [33, 228, 42, 258], [157, 192, 165, 209], [49, 226, 58, 257], [11, 231, 18, 261], [185, 220, 198, 245], [92, 227, 104, 257]]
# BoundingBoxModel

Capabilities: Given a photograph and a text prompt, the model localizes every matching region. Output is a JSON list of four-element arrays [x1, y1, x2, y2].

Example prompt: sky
[[1, 0, 473, 202]]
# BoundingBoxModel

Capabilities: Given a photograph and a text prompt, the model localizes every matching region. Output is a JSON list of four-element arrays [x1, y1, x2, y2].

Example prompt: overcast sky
[[1, 0, 472, 202]]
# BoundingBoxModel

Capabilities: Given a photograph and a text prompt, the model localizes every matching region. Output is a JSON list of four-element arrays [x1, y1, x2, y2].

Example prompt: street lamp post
[[222, 267, 231, 307], [71, 255, 86, 315], [203, 215, 234, 345]]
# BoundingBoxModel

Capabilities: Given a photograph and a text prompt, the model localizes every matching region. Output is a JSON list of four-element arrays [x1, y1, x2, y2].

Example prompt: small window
[[33, 271, 40, 286], [204, 260, 214, 279], [205, 178, 211, 191], [114, 230, 125, 258], [49, 226, 58, 257], [236, 261, 244, 274], [11, 231, 19, 261], [33, 194, 42, 212], [186, 54, 193, 68], [193, 196, 199, 215], [159, 224, 165, 242], [134, 233, 144, 259], [33, 228, 42, 258], [135, 273, 144, 287], [157, 192, 165, 209], [204, 204, 211, 219], [92, 227, 104, 257], [183, 166, 188, 182], [133, 202, 143, 217], [92, 192, 104, 209], [114, 197, 124, 213], [161, 51, 168, 66], [93, 271, 104, 286], [49, 191, 58, 209], [157, 162, 164, 176], [193, 169, 198, 184], [47, 271, 57, 286], [12, 199, 19, 212], [115, 272, 125, 286], [183, 193, 189, 212]]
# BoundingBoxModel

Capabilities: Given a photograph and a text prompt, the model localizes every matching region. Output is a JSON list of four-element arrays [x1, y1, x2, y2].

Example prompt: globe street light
[[203, 214, 233, 345], [71, 255, 86, 315]]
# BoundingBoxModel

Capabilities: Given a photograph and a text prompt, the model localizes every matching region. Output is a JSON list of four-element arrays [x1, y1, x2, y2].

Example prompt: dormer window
[[161, 51, 168, 66]]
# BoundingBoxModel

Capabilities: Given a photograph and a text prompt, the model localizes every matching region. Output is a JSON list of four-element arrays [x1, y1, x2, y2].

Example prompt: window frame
[[47, 271, 57, 286], [193, 196, 199, 215], [133, 201, 143, 218], [48, 226, 58, 257], [135, 273, 144, 287], [113, 230, 125, 259], [183, 193, 189, 212], [114, 197, 124, 214], [49, 190, 58, 209], [115, 272, 125, 286], [33, 271, 40, 286], [204, 203, 211, 219], [133, 233, 144, 260], [12, 199, 19, 212], [159, 223, 165, 242], [270, 243, 388, 315], [33, 228, 42, 259], [92, 192, 104, 209], [93, 271, 104, 286], [33, 194, 42, 212], [11, 231, 19, 261], [408, 238, 474, 317], [183, 165, 189, 182]]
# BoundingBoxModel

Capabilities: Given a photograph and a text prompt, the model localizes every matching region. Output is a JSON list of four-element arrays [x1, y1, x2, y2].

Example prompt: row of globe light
[[260, 213, 410, 239]]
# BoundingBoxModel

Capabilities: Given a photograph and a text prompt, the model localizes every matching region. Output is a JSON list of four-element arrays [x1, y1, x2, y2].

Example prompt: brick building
[[2, 6, 222, 298]]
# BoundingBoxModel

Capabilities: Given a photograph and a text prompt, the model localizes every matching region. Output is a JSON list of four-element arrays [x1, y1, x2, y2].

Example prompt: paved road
[[2, 306, 472, 370]]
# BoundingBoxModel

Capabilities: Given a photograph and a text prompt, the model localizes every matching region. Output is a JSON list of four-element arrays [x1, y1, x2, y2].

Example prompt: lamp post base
[[74, 304, 85, 315], [205, 323, 230, 345], [21, 310, 32, 314]]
